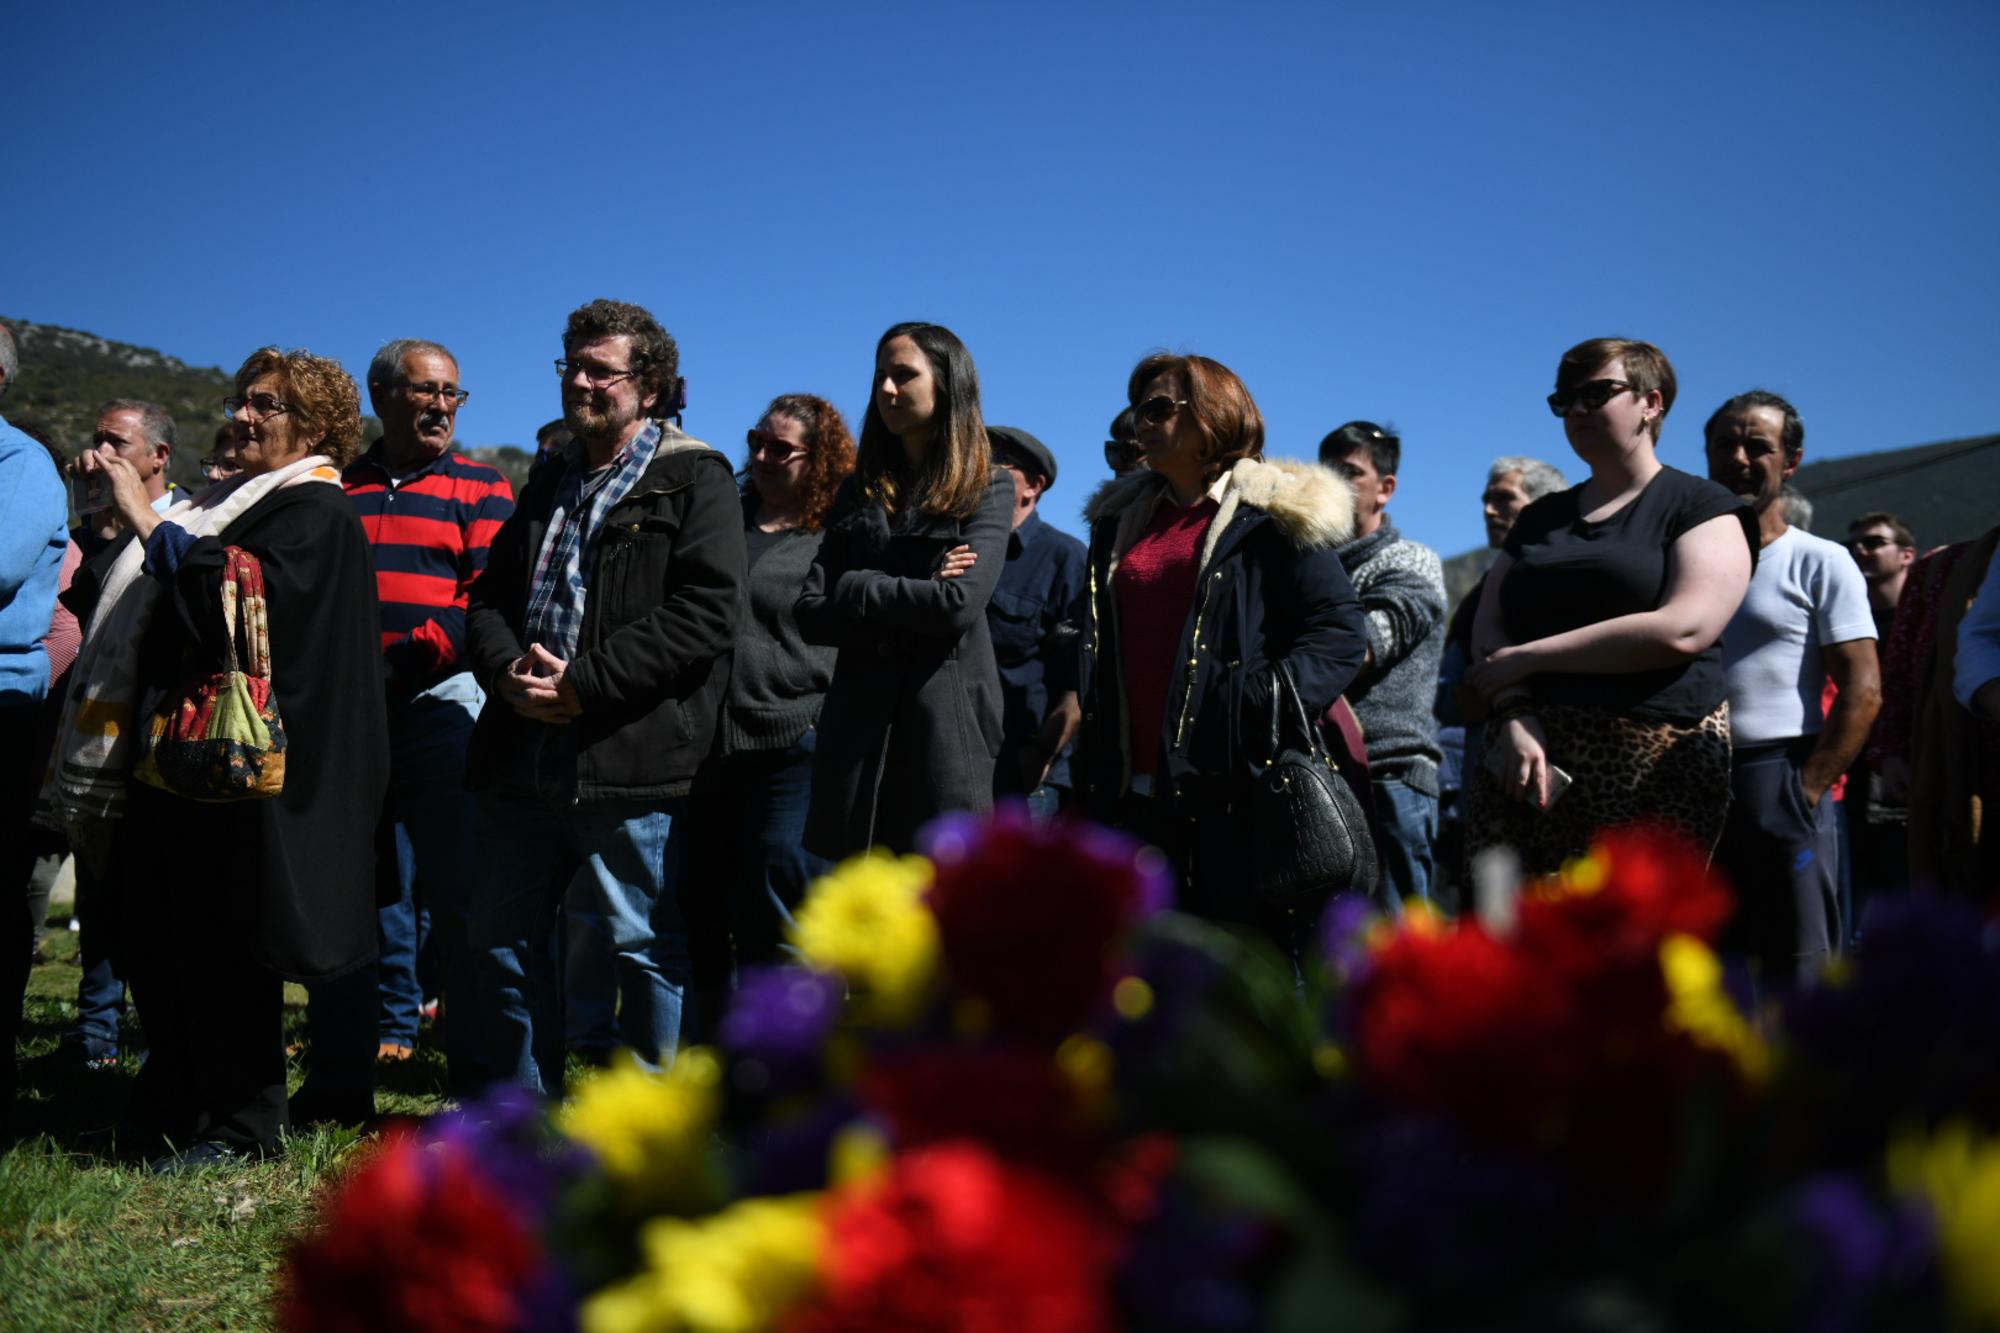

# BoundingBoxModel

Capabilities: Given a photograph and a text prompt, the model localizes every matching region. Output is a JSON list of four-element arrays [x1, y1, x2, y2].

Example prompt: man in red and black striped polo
[[293, 338, 514, 1123]]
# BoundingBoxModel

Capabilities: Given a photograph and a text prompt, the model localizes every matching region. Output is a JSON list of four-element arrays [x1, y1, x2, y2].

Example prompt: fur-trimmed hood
[[1084, 455, 1356, 550]]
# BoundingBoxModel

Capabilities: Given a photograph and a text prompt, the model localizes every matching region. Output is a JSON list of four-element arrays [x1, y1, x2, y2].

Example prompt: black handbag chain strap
[[1264, 661, 1325, 767]]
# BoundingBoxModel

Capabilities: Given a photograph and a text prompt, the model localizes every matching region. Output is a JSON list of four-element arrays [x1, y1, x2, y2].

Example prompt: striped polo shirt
[[343, 445, 515, 689]]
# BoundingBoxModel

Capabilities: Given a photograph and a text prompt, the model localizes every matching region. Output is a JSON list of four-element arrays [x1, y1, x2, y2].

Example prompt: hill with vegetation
[[1, 315, 536, 500]]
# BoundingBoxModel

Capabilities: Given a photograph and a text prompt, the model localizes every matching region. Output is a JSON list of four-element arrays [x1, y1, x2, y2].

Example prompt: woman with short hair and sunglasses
[[681, 395, 855, 1020], [796, 323, 1014, 857], [50, 347, 388, 1167], [1075, 352, 1368, 936], [1465, 337, 1756, 874]]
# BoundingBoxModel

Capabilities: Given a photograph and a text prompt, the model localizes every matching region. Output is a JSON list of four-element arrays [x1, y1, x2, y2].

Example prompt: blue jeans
[[71, 856, 126, 1060], [1373, 778, 1440, 908], [471, 792, 688, 1094], [374, 824, 435, 1049], [301, 672, 490, 1102], [682, 733, 832, 1040]]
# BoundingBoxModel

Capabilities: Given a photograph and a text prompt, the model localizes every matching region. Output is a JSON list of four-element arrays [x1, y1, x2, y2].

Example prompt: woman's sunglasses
[[1546, 378, 1636, 418], [746, 428, 809, 463]]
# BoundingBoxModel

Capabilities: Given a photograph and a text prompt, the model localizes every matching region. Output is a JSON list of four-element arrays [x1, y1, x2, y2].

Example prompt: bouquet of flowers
[[280, 812, 2000, 1332]]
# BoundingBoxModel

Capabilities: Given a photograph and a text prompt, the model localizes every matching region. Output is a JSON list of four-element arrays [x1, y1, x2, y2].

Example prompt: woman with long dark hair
[[1075, 352, 1369, 934], [796, 322, 1014, 857]]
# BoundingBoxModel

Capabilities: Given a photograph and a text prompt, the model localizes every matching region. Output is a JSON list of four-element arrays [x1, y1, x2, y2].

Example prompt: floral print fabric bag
[[134, 545, 288, 801]]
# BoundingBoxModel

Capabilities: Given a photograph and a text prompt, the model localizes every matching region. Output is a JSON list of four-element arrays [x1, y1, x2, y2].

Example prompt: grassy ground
[[1, 912, 455, 1332]]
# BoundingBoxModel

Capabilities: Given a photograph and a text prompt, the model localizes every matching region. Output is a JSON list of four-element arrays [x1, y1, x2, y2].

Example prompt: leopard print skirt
[[1465, 701, 1732, 879]]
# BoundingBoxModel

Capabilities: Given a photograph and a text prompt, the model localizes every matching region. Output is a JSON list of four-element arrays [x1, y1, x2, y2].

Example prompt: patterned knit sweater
[[1336, 521, 1446, 795]]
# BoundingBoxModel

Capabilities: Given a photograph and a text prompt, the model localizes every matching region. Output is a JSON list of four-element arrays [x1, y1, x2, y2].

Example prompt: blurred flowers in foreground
[[286, 814, 2000, 1332]]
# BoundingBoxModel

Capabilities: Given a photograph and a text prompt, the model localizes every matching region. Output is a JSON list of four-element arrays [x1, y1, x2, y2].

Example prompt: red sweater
[[1114, 495, 1218, 780]]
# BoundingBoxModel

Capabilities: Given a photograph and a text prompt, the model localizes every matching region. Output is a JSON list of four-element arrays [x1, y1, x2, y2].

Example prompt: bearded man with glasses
[[463, 299, 745, 1093]]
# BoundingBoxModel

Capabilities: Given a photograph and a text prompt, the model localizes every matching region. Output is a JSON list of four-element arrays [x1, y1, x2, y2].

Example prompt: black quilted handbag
[[1246, 663, 1378, 917]]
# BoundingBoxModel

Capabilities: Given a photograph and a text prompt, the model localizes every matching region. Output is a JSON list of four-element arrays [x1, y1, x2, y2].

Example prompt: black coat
[[796, 473, 1014, 857], [466, 426, 746, 804], [125, 481, 390, 981], [1076, 458, 1368, 817]]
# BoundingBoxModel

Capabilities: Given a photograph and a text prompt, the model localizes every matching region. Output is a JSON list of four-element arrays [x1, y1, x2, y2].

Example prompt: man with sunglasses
[[1704, 390, 1877, 984], [1842, 512, 1917, 933], [290, 339, 518, 1120], [985, 425, 1087, 819], [1103, 406, 1142, 478]]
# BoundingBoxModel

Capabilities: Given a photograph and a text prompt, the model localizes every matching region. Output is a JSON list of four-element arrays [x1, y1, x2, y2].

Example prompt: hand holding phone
[[1484, 735, 1573, 810]]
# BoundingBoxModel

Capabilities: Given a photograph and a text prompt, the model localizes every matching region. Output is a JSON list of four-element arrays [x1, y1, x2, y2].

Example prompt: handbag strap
[[220, 547, 272, 680], [1265, 660, 1326, 765]]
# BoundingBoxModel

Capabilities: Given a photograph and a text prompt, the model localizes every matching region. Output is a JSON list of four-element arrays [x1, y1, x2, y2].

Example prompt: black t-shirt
[[1499, 465, 1756, 722]]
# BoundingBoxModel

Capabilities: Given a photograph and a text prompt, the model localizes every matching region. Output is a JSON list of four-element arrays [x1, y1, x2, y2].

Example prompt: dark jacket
[[124, 482, 389, 981], [989, 511, 1088, 794], [1076, 457, 1368, 816], [796, 472, 1014, 857], [465, 425, 746, 804]]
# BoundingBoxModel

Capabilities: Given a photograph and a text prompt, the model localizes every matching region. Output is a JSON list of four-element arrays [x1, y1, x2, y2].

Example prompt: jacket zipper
[[1173, 567, 1223, 750]]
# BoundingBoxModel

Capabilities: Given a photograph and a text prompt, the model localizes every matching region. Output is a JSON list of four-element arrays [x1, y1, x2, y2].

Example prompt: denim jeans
[[374, 823, 435, 1049], [682, 732, 832, 1040], [1372, 778, 1440, 908], [301, 671, 490, 1102], [71, 857, 127, 1060], [471, 792, 688, 1094]]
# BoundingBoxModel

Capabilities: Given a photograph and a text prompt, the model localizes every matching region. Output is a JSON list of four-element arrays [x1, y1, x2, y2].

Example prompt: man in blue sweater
[[2, 323, 71, 1109]]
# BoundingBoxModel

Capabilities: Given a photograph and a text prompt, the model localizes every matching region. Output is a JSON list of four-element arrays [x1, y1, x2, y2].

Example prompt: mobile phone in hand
[[1485, 744, 1574, 810]]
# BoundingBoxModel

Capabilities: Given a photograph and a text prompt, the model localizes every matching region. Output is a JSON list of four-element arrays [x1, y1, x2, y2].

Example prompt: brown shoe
[[376, 1042, 414, 1063]]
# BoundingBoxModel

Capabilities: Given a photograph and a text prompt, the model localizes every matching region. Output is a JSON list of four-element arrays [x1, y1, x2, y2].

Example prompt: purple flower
[[719, 966, 843, 1095], [1793, 1175, 1940, 1333], [427, 1084, 591, 1225]]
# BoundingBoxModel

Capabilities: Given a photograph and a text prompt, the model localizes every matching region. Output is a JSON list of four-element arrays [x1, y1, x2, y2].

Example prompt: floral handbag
[[134, 545, 288, 801]]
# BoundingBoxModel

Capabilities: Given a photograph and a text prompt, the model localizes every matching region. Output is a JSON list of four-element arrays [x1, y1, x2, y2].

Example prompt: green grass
[[2, 914, 455, 1331]]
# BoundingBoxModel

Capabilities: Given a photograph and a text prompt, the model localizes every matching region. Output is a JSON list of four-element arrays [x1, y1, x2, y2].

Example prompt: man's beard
[[565, 395, 632, 446]]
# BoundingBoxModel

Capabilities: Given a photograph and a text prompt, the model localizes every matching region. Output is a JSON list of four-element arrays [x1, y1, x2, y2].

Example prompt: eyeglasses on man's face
[[555, 358, 640, 389], [1546, 378, 1637, 418], [1104, 439, 1142, 469], [1848, 534, 1898, 552], [397, 380, 470, 407], [222, 392, 293, 421]]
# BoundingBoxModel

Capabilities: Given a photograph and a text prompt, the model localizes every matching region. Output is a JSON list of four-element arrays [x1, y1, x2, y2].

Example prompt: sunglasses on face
[[1133, 395, 1189, 428], [1104, 439, 1141, 469], [1546, 378, 1637, 418], [1848, 535, 1897, 551], [746, 428, 809, 463]]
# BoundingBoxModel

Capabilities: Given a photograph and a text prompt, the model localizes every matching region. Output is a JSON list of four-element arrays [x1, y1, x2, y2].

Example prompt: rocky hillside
[[1, 315, 535, 499]]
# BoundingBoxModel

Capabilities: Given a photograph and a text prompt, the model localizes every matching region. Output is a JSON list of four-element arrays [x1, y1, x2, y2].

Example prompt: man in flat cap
[[984, 426, 1087, 820]]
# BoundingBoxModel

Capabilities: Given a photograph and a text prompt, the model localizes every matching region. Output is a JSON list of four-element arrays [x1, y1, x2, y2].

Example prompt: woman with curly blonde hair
[[54, 346, 388, 1166]]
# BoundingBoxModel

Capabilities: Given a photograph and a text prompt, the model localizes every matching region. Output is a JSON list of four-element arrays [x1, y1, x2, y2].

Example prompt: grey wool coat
[[796, 472, 1015, 858]]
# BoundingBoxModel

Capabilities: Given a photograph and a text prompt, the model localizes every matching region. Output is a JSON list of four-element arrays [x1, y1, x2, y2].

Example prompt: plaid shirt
[[524, 419, 662, 660]]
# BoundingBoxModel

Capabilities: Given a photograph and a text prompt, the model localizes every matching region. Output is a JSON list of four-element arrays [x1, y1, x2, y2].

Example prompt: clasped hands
[[500, 643, 584, 723]]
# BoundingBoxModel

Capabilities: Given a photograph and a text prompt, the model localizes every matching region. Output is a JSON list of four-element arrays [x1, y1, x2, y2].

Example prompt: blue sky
[[5, 1, 1995, 555]]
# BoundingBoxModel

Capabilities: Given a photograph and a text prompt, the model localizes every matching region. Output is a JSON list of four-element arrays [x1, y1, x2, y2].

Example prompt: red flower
[[280, 1132, 548, 1333], [1349, 825, 1742, 1196], [860, 1044, 1094, 1170], [922, 811, 1169, 1043], [788, 1141, 1120, 1333]]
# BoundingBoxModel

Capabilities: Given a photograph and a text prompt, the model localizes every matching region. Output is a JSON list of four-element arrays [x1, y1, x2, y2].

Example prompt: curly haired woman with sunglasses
[[1074, 352, 1368, 938], [796, 323, 1014, 857], [1464, 338, 1757, 874]]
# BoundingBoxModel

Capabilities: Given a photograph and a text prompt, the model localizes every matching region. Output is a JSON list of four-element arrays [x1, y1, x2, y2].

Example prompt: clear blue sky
[[6, 1, 1996, 555]]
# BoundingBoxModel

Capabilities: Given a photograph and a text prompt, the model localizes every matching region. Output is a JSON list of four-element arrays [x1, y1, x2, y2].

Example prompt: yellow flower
[[789, 851, 938, 1024], [1659, 934, 1770, 1083], [1888, 1122, 2000, 1324], [583, 1194, 826, 1333], [559, 1048, 723, 1210]]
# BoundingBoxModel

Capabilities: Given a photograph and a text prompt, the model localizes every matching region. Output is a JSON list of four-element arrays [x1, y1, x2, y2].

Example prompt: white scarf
[[43, 454, 342, 836]]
